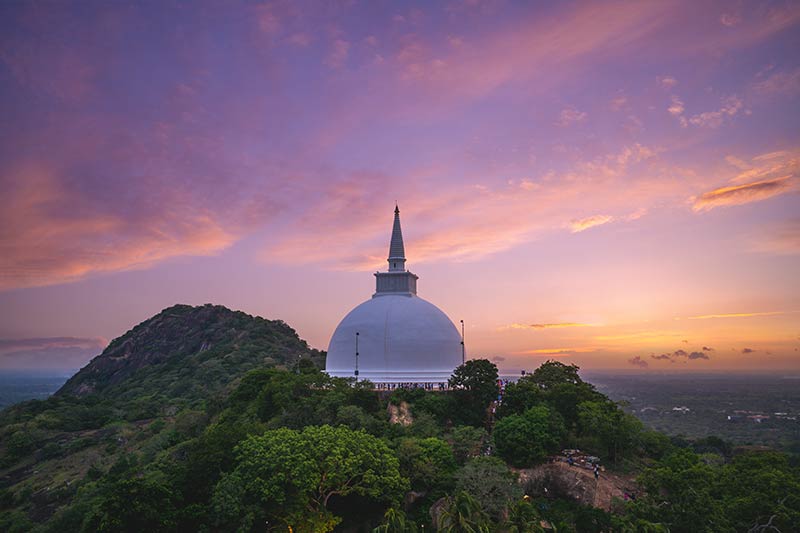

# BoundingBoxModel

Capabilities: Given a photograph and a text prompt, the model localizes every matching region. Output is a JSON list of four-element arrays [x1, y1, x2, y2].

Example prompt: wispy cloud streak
[[686, 311, 786, 320], [502, 323, 593, 330]]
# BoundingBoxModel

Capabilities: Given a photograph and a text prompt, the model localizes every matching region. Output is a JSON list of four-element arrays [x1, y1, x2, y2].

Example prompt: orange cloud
[[594, 331, 685, 343], [515, 347, 596, 356], [503, 323, 593, 330], [0, 165, 237, 290], [692, 149, 799, 212], [692, 176, 794, 212], [686, 311, 786, 320], [570, 215, 614, 233], [729, 150, 800, 185]]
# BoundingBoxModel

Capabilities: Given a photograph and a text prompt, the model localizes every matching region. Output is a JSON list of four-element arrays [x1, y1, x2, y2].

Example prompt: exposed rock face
[[56, 304, 324, 401], [387, 401, 414, 426], [515, 461, 638, 511]]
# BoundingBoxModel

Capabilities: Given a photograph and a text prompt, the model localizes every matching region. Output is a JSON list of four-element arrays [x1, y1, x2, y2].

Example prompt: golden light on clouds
[[569, 215, 614, 233], [685, 311, 787, 320], [502, 322, 594, 330], [515, 347, 597, 355], [692, 176, 794, 212], [1, 1, 799, 371]]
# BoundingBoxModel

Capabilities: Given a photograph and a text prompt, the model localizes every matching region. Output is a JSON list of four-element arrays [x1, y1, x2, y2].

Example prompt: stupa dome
[[325, 206, 463, 384]]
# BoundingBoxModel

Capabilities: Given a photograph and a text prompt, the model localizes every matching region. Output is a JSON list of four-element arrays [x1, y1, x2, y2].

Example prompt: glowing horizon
[[0, 0, 798, 372]]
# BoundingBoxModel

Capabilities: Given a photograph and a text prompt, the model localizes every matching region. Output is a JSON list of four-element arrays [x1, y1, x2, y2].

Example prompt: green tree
[[717, 451, 800, 532], [447, 426, 485, 465], [610, 516, 671, 533], [495, 378, 545, 419], [212, 425, 408, 531], [0, 510, 34, 533], [577, 400, 642, 466], [455, 456, 522, 519], [83, 477, 178, 532], [3, 429, 37, 463], [630, 449, 727, 532], [496, 362, 604, 432], [504, 500, 545, 533], [396, 437, 457, 494], [436, 491, 491, 533], [373, 508, 418, 533], [335, 405, 373, 430], [448, 360, 498, 427], [528, 361, 583, 389], [493, 405, 565, 467]]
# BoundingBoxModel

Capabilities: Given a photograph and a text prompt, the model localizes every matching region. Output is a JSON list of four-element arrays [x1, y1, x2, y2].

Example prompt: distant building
[[672, 406, 691, 413], [325, 206, 463, 384]]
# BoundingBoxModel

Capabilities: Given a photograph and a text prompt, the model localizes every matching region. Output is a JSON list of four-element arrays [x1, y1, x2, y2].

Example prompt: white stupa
[[325, 206, 463, 384]]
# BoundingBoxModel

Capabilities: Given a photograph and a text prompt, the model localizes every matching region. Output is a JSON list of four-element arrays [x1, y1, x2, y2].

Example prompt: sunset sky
[[1, 0, 798, 373]]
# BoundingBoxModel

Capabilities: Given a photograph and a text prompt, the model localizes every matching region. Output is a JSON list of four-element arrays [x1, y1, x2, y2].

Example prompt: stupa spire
[[388, 204, 406, 272], [374, 205, 418, 296]]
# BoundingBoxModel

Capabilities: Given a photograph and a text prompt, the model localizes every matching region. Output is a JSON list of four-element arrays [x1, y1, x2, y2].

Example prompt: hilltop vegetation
[[0, 305, 798, 532], [58, 303, 324, 403]]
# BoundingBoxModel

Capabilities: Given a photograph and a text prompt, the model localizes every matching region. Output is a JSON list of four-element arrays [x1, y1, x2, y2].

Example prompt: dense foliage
[[0, 306, 798, 532], [58, 304, 325, 403], [213, 425, 406, 531]]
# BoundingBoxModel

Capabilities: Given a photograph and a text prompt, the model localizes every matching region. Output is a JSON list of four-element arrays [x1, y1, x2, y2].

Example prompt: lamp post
[[460, 320, 465, 365], [354, 331, 359, 381]]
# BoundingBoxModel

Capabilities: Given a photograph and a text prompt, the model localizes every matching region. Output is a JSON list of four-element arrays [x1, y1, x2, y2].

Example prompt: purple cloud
[[0, 336, 107, 370], [628, 356, 649, 368], [651, 353, 674, 362]]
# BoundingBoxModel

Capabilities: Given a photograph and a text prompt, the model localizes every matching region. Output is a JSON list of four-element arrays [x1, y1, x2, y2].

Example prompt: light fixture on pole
[[354, 331, 360, 381], [460, 320, 465, 365]]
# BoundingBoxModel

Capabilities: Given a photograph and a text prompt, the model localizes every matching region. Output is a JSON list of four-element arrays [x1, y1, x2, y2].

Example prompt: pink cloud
[[0, 164, 237, 290], [254, 4, 281, 34], [720, 13, 741, 28], [668, 95, 685, 116], [0, 336, 108, 370], [556, 107, 587, 126], [687, 96, 743, 128], [262, 143, 690, 269], [752, 67, 800, 96], [610, 95, 628, 111], [692, 150, 799, 212], [287, 32, 311, 47], [658, 75, 678, 88], [326, 38, 350, 68]]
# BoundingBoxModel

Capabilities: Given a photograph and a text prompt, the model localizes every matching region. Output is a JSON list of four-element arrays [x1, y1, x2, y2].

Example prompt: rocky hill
[[57, 303, 324, 405], [0, 304, 326, 527], [517, 461, 638, 511]]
